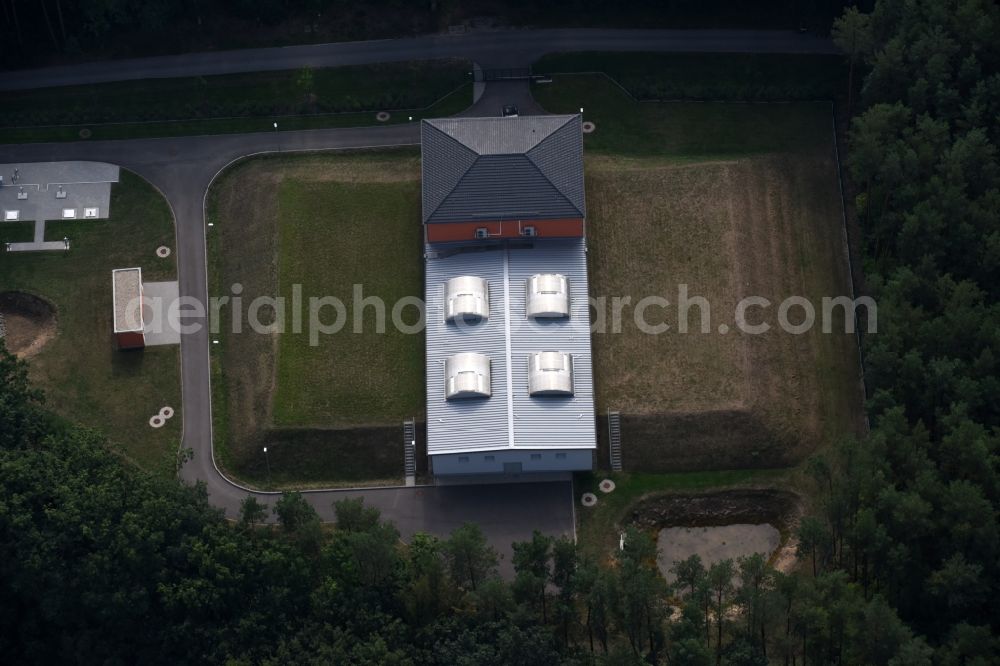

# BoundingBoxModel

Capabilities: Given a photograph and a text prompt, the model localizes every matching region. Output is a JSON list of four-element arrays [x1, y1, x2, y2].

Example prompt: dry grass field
[[536, 74, 864, 468], [587, 154, 861, 463]]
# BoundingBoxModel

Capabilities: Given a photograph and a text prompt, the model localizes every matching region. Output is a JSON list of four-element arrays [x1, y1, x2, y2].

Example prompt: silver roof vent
[[445, 275, 489, 322], [445, 352, 492, 400], [526, 273, 569, 319], [528, 351, 574, 396]]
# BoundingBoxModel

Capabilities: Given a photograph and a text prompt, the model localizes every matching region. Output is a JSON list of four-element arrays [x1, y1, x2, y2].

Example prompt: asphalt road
[[0, 28, 836, 90], [1, 28, 834, 564]]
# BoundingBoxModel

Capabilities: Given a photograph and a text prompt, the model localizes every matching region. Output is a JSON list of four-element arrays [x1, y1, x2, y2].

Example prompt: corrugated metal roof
[[425, 239, 597, 455], [421, 116, 586, 224]]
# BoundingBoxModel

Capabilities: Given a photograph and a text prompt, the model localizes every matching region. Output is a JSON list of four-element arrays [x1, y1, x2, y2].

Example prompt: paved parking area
[[141, 280, 181, 346], [302, 479, 576, 577]]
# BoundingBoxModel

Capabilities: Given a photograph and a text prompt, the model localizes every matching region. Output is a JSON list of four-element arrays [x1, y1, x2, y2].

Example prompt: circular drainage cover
[[149, 415, 166, 428], [581, 492, 598, 507], [159, 406, 175, 419], [376, 111, 391, 122], [79, 128, 92, 139], [156, 246, 171, 258], [599, 479, 616, 493], [582, 121, 596, 134]]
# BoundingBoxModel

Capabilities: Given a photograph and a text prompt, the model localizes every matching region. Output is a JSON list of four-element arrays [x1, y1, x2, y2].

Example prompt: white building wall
[[431, 448, 593, 475]]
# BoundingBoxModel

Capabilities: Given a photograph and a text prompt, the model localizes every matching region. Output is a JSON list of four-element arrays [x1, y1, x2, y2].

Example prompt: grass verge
[[1, 61, 471, 143], [534, 73, 832, 158], [0, 171, 181, 475], [535, 52, 843, 101]]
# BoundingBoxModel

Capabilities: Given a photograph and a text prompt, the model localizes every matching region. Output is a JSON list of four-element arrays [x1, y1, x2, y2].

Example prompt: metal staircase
[[403, 419, 417, 485], [608, 410, 623, 472]]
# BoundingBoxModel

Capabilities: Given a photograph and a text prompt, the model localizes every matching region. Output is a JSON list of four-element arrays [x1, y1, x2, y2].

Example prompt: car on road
[[502, 104, 519, 117]]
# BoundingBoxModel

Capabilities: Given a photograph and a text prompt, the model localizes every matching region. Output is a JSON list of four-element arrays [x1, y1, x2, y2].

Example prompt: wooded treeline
[[0, 344, 972, 664], [798, 0, 1000, 658]]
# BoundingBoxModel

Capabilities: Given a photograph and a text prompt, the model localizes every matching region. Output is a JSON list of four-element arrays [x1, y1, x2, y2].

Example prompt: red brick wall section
[[116, 331, 146, 350], [425, 218, 584, 243]]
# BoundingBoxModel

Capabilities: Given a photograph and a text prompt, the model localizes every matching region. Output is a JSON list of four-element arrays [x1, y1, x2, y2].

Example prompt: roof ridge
[[524, 117, 585, 217], [521, 153, 582, 219], [422, 122, 480, 222]]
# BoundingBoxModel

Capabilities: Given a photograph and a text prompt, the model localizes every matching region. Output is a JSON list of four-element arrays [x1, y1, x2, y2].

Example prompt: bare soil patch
[[657, 524, 781, 582], [627, 489, 803, 577], [0, 291, 57, 359], [627, 489, 800, 531]]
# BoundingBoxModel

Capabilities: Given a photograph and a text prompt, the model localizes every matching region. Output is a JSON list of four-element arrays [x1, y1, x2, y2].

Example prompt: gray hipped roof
[[421, 115, 586, 224]]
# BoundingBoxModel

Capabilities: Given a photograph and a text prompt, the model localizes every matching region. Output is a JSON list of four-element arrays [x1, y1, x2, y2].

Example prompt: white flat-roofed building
[[0, 161, 119, 223]]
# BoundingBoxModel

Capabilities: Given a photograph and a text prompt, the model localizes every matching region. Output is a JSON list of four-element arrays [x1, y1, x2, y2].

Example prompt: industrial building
[[421, 115, 597, 477]]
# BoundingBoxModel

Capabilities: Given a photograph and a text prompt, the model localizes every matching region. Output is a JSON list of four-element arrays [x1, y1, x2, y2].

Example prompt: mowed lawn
[[0, 171, 181, 474], [534, 74, 864, 463], [0, 60, 471, 143], [273, 177, 425, 426], [208, 151, 423, 487]]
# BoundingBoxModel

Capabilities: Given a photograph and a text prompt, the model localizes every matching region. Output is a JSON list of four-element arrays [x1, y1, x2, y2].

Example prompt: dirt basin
[[0, 291, 57, 358], [625, 489, 802, 577], [657, 524, 781, 582]]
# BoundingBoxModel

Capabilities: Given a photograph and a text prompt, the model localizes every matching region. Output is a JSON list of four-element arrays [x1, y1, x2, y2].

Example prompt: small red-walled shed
[[112, 267, 145, 350]]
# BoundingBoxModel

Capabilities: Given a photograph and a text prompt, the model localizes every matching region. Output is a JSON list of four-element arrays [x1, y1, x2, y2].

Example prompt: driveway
[[0, 28, 833, 565]]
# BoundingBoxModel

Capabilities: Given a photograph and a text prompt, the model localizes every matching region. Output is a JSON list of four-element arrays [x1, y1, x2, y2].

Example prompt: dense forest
[[1, 0, 999, 663], [798, 0, 1000, 656], [0, 0, 849, 68]]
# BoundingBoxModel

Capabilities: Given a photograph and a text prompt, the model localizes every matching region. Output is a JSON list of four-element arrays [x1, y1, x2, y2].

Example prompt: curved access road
[[0, 29, 834, 566]]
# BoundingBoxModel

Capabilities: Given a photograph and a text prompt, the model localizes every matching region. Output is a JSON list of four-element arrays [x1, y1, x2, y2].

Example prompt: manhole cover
[[159, 406, 175, 419], [581, 492, 598, 507], [156, 246, 171, 258], [599, 479, 616, 493], [582, 121, 596, 134], [79, 128, 92, 139], [149, 415, 165, 428], [376, 111, 391, 122]]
